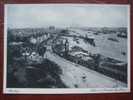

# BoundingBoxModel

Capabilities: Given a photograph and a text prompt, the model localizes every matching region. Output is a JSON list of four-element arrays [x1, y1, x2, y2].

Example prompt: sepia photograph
[[4, 4, 130, 94]]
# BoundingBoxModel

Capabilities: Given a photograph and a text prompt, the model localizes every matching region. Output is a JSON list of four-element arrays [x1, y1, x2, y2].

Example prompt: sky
[[6, 4, 129, 28]]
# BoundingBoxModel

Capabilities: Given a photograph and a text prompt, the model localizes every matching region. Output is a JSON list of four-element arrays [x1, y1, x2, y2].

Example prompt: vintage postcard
[[3, 4, 130, 94]]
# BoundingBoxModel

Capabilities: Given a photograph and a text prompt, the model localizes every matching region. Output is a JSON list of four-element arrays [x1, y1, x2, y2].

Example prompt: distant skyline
[[6, 4, 129, 28]]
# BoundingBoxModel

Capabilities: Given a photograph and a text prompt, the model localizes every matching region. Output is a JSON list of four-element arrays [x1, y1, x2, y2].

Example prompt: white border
[[3, 4, 131, 94]]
